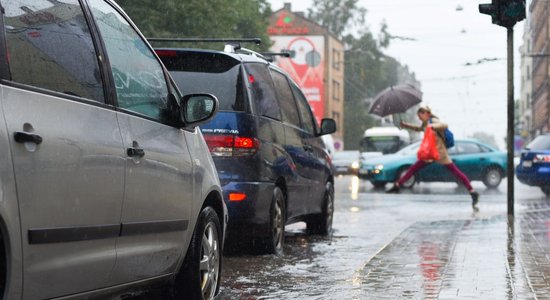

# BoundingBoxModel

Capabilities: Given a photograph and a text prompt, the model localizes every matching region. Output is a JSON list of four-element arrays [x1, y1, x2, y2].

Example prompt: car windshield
[[159, 51, 246, 111], [360, 136, 402, 154], [526, 135, 550, 151], [333, 151, 360, 162]]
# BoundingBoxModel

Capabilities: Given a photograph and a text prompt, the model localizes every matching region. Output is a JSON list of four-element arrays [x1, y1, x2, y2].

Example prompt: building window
[[332, 111, 340, 127], [333, 49, 341, 70], [333, 80, 340, 101]]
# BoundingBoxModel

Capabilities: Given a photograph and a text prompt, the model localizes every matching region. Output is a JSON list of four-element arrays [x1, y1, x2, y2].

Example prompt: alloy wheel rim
[[487, 170, 501, 186], [326, 192, 334, 232], [273, 199, 283, 248], [200, 222, 220, 299]]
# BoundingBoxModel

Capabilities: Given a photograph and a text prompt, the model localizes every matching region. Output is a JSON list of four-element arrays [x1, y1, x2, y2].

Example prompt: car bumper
[[222, 181, 274, 238], [358, 168, 393, 181], [516, 165, 550, 187]]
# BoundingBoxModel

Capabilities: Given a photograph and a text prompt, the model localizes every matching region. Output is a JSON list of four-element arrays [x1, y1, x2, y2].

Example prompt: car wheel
[[370, 181, 387, 189], [542, 186, 550, 196], [397, 167, 415, 189], [174, 206, 222, 300], [307, 181, 334, 235], [256, 187, 285, 254], [483, 167, 502, 189]]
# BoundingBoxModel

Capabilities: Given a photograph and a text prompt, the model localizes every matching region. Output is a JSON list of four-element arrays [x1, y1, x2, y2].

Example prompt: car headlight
[[372, 164, 384, 174], [351, 161, 359, 169]]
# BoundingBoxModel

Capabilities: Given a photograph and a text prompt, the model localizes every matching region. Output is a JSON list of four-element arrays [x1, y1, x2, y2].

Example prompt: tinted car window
[[291, 84, 315, 134], [527, 135, 550, 150], [163, 52, 245, 112], [89, 0, 169, 120], [271, 70, 300, 127], [4, 0, 105, 102], [244, 63, 281, 120]]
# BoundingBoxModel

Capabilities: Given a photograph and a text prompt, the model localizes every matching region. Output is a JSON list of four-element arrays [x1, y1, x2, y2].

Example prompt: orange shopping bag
[[417, 126, 440, 161]]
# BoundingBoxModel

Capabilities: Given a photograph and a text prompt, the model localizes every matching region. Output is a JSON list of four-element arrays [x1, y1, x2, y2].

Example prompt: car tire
[[307, 181, 334, 236], [483, 167, 502, 189], [174, 206, 222, 300], [256, 187, 285, 254], [397, 166, 415, 189]]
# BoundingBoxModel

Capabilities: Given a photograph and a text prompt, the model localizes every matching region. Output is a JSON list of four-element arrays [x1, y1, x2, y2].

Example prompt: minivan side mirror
[[181, 93, 219, 127], [318, 118, 336, 136]]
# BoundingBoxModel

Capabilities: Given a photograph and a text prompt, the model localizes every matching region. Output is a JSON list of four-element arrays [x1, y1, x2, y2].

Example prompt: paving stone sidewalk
[[354, 202, 550, 299]]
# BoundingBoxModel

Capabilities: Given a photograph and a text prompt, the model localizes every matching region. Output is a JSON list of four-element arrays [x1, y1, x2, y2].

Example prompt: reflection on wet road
[[126, 176, 550, 299]]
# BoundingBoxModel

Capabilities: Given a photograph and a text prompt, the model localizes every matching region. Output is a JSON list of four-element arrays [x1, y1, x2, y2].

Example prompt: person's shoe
[[470, 191, 479, 207], [386, 184, 400, 193]]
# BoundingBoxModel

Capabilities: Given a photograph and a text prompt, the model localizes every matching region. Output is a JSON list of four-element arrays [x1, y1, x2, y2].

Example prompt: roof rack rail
[[259, 52, 292, 62], [235, 47, 270, 60], [147, 37, 269, 59], [147, 37, 261, 45]]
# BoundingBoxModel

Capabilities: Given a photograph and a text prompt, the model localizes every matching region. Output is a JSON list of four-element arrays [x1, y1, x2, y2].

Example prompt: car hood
[[361, 152, 414, 166], [360, 151, 384, 161]]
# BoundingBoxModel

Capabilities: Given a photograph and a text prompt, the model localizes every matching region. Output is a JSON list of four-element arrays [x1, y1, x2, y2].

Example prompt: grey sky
[[268, 0, 526, 150]]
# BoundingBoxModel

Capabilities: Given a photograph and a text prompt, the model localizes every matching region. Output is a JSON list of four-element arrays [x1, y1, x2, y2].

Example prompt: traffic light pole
[[507, 27, 514, 216]]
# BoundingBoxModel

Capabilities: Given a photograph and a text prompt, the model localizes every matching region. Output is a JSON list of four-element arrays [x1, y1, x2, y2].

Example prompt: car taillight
[[533, 154, 550, 163], [203, 135, 259, 157]]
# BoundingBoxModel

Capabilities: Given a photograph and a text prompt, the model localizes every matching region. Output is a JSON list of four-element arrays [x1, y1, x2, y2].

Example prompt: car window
[[291, 83, 316, 134], [4, 0, 105, 102], [397, 142, 420, 155], [271, 69, 300, 127], [527, 135, 550, 150], [160, 51, 246, 112], [88, 0, 169, 121], [457, 142, 481, 154], [244, 63, 281, 120]]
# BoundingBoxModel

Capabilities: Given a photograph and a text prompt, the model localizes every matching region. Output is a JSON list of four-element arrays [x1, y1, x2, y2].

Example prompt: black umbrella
[[368, 84, 423, 117]]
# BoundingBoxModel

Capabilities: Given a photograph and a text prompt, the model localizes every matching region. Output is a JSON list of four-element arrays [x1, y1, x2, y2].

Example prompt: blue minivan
[[156, 45, 336, 253]]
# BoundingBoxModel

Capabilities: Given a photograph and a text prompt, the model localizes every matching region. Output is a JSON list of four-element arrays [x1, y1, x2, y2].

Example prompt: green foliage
[[115, 0, 272, 51], [307, 0, 366, 37]]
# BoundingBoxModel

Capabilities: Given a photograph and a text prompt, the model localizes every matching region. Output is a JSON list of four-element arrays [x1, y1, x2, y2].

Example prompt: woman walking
[[386, 105, 480, 207]]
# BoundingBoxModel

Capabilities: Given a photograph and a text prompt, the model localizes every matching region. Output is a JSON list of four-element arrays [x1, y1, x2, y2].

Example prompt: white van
[[360, 126, 411, 155]]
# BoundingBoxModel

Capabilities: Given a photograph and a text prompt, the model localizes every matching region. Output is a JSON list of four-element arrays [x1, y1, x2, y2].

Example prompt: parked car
[[333, 150, 361, 175], [0, 1, 226, 299], [359, 139, 507, 189], [516, 134, 550, 196], [156, 44, 337, 254]]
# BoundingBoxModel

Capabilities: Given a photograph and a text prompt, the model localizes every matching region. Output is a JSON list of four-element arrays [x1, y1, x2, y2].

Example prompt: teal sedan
[[358, 139, 507, 189]]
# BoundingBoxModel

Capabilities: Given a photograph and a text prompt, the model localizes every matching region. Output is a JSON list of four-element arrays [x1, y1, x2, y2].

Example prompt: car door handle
[[14, 131, 43, 145], [127, 147, 145, 158]]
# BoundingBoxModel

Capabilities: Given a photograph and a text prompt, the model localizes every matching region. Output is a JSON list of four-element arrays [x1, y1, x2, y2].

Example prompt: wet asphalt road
[[217, 176, 545, 299], [128, 175, 547, 299]]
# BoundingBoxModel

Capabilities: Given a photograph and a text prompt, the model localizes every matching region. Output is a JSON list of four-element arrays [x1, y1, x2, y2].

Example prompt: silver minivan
[[0, 0, 226, 299]]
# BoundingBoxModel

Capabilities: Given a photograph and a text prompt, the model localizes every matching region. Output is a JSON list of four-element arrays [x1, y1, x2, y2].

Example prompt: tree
[[307, 0, 366, 37], [471, 132, 499, 149], [308, 0, 419, 150], [115, 0, 273, 50]]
